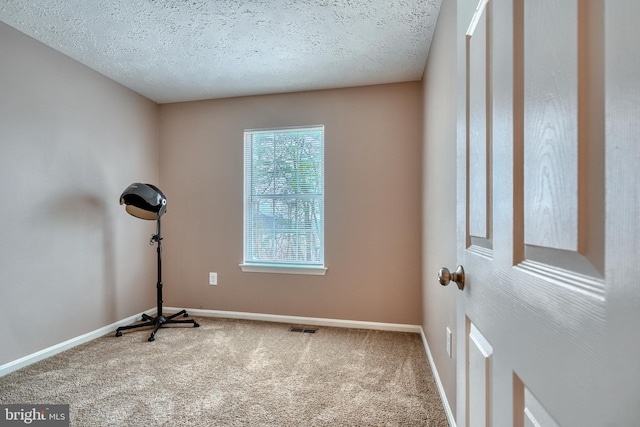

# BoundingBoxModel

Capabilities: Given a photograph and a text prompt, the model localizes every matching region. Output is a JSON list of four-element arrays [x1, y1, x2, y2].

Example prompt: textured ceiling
[[0, 0, 442, 103]]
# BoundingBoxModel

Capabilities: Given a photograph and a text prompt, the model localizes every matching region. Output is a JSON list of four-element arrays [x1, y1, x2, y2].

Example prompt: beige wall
[[421, 0, 458, 418], [0, 21, 159, 365], [158, 83, 423, 325]]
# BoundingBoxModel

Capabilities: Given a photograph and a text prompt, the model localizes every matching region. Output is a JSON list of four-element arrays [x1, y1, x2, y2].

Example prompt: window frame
[[240, 125, 327, 276]]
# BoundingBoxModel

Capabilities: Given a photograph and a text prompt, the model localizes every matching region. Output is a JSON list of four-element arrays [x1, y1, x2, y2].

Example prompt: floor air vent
[[288, 327, 318, 334]]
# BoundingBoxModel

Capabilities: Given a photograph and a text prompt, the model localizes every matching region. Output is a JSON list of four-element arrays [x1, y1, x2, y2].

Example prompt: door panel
[[467, 321, 493, 427], [468, 1, 491, 242], [522, 0, 579, 252], [514, 374, 561, 427], [456, 0, 637, 426], [518, 0, 605, 281]]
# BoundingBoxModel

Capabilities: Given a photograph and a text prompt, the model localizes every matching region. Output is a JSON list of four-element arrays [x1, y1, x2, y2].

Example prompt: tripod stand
[[115, 217, 199, 341]]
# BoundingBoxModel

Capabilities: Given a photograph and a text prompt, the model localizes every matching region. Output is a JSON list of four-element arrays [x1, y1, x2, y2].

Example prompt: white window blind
[[242, 126, 325, 273]]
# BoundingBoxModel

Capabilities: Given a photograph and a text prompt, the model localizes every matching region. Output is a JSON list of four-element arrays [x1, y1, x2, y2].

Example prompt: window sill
[[239, 263, 327, 276]]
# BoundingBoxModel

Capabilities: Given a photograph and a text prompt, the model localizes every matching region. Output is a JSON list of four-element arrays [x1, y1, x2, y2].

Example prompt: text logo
[[0, 405, 69, 426]]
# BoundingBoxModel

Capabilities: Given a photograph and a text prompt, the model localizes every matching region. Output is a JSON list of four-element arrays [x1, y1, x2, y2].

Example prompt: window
[[240, 125, 326, 275]]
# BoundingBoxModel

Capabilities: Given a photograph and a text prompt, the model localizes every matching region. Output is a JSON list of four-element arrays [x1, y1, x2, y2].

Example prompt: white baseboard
[[169, 307, 422, 333], [0, 308, 156, 378], [420, 327, 456, 427]]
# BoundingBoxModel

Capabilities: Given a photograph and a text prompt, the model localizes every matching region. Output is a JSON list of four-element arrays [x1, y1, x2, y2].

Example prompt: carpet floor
[[0, 317, 448, 426]]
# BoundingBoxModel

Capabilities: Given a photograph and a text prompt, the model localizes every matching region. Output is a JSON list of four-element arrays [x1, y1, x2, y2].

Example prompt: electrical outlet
[[209, 272, 217, 285], [446, 327, 452, 358]]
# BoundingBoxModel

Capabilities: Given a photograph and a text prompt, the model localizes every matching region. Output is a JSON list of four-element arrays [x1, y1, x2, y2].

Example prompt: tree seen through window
[[244, 126, 324, 266]]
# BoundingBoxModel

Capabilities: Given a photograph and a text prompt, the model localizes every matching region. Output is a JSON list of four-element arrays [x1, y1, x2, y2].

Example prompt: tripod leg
[[166, 318, 200, 327], [166, 309, 188, 320], [115, 319, 155, 337], [148, 318, 164, 342]]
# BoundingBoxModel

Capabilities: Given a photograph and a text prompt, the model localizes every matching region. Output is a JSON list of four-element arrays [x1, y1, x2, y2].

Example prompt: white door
[[454, 0, 640, 426]]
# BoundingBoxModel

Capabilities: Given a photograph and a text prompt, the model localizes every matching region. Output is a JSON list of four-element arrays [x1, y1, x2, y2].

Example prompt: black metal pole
[[156, 217, 163, 317]]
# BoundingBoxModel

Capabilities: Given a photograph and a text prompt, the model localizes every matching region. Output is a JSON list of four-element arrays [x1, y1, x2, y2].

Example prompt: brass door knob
[[438, 265, 465, 290]]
